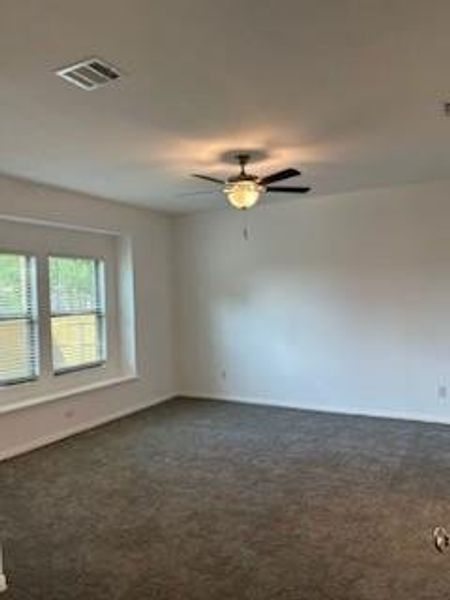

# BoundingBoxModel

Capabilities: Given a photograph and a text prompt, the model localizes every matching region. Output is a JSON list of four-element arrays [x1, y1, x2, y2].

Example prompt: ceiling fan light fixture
[[224, 180, 263, 210], [192, 153, 309, 209]]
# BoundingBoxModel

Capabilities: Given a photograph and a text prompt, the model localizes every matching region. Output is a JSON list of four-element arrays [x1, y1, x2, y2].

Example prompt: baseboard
[[0, 393, 175, 463], [177, 391, 450, 427], [5, 391, 449, 463]]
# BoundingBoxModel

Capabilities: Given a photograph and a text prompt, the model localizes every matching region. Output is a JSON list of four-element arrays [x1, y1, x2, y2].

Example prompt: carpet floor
[[1, 397, 450, 599]]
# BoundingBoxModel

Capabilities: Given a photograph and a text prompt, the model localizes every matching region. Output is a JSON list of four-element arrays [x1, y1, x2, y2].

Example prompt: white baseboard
[[177, 391, 450, 427], [4, 391, 448, 463], [0, 394, 174, 463]]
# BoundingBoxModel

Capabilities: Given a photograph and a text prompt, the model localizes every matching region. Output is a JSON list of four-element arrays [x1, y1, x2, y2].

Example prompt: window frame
[[0, 218, 134, 410], [0, 250, 39, 386], [48, 254, 108, 376]]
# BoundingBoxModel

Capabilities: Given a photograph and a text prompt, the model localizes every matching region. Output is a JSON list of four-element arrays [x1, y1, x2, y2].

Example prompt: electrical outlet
[[0, 541, 8, 593]]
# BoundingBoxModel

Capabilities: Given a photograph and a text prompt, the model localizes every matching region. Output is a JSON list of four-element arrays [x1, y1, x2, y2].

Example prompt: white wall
[[175, 180, 450, 424], [0, 174, 175, 460]]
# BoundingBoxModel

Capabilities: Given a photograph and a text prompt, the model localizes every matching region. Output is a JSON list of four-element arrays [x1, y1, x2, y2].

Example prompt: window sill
[[0, 374, 138, 415]]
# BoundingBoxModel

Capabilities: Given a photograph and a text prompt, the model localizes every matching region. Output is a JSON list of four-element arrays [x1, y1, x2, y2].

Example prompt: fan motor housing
[[228, 173, 259, 183]]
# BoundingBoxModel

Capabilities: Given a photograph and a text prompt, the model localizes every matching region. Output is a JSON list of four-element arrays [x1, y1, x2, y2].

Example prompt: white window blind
[[49, 256, 106, 374], [0, 253, 38, 385]]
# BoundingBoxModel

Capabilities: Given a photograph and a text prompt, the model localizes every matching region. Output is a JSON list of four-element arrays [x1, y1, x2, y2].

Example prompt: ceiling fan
[[191, 153, 310, 210]]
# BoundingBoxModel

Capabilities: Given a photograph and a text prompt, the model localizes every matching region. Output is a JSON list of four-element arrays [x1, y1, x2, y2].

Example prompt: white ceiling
[[0, 0, 449, 213]]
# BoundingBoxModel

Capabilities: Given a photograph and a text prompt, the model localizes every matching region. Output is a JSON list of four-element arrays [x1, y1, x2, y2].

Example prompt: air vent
[[56, 58, 121, 91]]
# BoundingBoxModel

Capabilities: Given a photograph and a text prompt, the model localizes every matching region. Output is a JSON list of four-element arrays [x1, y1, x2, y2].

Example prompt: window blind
[[49, 256, 106, 373], [0, 253, 38, 385]]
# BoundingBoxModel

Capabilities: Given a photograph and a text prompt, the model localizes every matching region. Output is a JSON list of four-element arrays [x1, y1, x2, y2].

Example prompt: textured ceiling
[[0, 0, 449, 213]]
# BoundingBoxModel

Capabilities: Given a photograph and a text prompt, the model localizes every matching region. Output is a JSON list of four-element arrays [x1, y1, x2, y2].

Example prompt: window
[[0, 253, 38, 385], [49, 256, 106, 374], [0, 218, 132, 405]]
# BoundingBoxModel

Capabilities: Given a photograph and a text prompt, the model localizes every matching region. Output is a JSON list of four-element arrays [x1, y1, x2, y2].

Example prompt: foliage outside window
[[49, 256, 106, 374]]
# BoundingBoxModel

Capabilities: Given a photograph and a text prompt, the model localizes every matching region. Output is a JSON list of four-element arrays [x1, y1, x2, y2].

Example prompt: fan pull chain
[[242, 209, 250, 241]]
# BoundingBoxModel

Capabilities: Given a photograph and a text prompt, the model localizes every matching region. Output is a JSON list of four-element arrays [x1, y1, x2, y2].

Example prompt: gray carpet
[[1, 397, 450, 599]]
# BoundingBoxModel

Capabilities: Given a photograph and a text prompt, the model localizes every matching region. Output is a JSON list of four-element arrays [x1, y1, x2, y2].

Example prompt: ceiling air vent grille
[[56, 58, 121, 91]]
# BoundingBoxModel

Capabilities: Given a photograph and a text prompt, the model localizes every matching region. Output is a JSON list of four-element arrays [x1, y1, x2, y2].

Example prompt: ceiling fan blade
[[266, 186, 311, 193], [191, 174, 225, 185], [177, 190, 222, 197], [260, 168, 300, 186]]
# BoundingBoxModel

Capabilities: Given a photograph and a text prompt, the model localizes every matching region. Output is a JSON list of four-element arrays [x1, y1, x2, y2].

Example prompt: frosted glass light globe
[[224, 180, 263, 210]]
